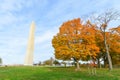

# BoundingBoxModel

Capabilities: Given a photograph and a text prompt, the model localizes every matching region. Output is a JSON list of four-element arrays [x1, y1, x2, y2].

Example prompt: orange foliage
[[52, 18, 100, 61]]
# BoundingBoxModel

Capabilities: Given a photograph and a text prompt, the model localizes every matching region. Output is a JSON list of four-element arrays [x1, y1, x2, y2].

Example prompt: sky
[[0, 0, 120, 65]]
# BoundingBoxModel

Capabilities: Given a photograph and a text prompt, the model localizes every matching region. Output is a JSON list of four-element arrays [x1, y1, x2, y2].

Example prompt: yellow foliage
[[52, 18, 100, 61]]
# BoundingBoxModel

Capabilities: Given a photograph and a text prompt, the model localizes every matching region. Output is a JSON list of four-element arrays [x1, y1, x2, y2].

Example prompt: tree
[[109, 26, 120, 65], [43, 57, 54, 66], [52, 18, 100, 70], [93, 25, 120, 68], [93, 9, 120, 70], [0, 58, 2, 65], [53, 60, 60, 65], [43, 59, 52, 66]]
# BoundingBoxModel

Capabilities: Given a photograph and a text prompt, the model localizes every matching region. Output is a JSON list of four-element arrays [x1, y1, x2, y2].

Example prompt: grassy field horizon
[[0, 66, 120, 80]]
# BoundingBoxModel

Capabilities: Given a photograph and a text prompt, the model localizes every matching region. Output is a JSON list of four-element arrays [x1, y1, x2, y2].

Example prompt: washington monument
[[24, 21, 35, 66]]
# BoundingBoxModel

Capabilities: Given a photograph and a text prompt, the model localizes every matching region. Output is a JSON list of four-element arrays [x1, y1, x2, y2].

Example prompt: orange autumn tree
[[108, 26, 120, 65], [52, 18, 99, 70], [94, 28, 105, 68], [92, 9, 120, 70], [94, 26, 120, 68]]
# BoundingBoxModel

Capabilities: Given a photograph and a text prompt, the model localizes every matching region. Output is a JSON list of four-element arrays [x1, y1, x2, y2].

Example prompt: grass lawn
[[0, 66, 120, 80]]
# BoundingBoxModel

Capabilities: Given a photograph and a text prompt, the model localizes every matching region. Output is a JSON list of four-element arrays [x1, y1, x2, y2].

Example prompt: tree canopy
[[52, 18, 120, 70], [52, 18, 99, 61]]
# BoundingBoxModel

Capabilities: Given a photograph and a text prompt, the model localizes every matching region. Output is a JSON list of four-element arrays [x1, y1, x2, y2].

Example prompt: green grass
[[0, 66, 120, 80]]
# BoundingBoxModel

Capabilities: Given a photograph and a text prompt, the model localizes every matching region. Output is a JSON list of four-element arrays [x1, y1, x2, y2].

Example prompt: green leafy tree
[[53, 60, 60, 65]]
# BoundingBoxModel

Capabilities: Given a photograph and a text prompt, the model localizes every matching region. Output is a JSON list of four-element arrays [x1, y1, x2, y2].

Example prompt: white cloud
[[0, 0, 24, 11], [0, 12, 17, 26], [35, 31, 53, 44], [0, 36, 27, 64], [112, 0, 120, 10], [35, 26, 59, 44]]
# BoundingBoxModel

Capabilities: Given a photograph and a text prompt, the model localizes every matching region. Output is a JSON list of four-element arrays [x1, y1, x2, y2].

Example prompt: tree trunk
[[105, 44, 112, 70], [97, 58, 101, 68], [75, 61, 80, 71], [104, 29, 113, 70], [103, 56, 108, 68], [64, 63, 66, 67]]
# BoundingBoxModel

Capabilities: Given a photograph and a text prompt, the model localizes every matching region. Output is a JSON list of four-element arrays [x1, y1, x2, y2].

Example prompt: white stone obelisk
[[24, 21, 35, 66]]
